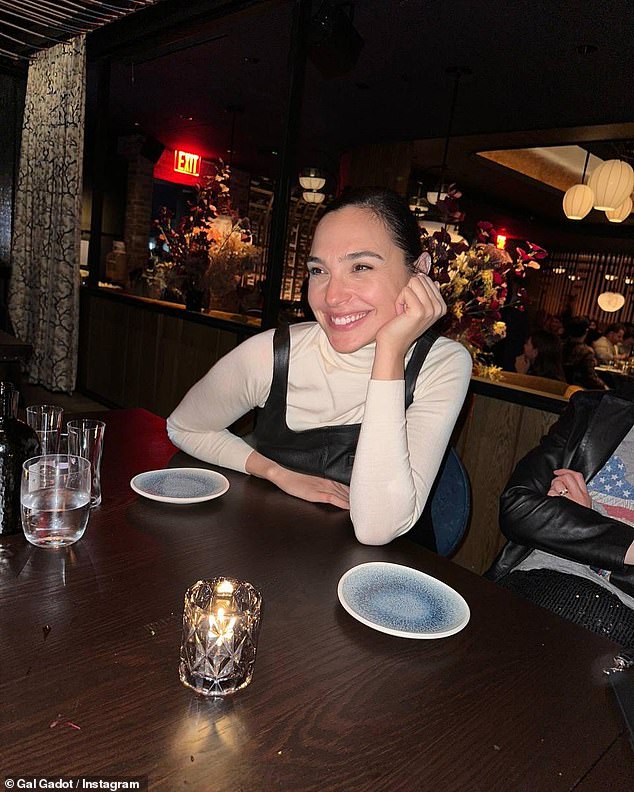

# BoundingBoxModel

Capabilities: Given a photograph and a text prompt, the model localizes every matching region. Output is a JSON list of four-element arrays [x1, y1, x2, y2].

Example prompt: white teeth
[[331, 312, 367, 326]]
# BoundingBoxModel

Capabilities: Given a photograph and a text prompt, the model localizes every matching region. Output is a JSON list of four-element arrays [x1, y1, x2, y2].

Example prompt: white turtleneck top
[[167, 322, 472, 544]]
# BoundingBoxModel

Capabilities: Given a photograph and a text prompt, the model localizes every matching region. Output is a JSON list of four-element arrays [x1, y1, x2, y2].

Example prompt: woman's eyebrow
[[344, 250, 385, 261]]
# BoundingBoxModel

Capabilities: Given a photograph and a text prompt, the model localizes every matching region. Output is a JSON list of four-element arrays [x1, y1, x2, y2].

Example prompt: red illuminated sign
[[173, 149, 201, 177]]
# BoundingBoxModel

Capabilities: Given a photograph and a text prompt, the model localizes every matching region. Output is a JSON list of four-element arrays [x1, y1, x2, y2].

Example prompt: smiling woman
[[167, 187, 472, 546]]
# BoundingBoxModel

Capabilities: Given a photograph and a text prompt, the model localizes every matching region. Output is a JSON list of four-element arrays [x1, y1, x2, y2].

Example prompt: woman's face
[[306, 206, 411, 353], [524, 337, 537, 361]]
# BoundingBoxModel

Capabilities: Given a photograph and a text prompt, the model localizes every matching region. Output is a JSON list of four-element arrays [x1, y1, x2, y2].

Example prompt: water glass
[[67, 419, 105, 507], [21, 454, 91, 548], [179, 577, 263, 697], [25, 405, 63, 454]]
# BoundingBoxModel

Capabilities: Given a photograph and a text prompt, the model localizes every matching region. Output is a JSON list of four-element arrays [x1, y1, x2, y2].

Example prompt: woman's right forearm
[[245, 449, 283, 482]]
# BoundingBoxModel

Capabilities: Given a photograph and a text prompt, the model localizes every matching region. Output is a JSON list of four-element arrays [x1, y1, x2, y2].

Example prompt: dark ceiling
[[7, 0, 634, 232]]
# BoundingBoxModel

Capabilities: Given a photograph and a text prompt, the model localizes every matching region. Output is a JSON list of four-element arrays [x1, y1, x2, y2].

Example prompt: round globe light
[[597, 291, 626, 313], [562, 184, 594, 219], [605, 196, 633, 223], [588, 159, 634, 211]]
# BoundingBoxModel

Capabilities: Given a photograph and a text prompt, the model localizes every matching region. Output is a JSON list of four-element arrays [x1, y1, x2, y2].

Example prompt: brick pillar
[[119, 135, 155, 275]]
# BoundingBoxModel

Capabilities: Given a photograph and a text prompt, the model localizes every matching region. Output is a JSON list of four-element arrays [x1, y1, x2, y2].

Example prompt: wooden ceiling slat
[[0, 0, 161, 64]]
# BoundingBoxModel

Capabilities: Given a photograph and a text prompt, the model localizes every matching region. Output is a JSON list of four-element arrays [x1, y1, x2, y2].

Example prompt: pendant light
[[302, 189, 325, 204], [588, 159, 634, 211], [299, 167, 326, 191], [605, 196, 633, 223], [299, 167, 326, 203], [562, 151, 593, 220], [597, 291, 626, 312]]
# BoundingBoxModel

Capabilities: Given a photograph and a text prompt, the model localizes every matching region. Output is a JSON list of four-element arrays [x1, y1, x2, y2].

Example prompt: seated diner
[[167, 187, 472, 545]]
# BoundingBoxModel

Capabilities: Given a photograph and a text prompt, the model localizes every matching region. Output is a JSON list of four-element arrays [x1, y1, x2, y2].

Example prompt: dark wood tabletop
[[1, 408, 633, 791]]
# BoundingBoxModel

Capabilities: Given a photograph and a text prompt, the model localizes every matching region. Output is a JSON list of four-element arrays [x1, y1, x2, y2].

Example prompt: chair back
[[406, 447, 470, 556], [429, 446, 471, 556]]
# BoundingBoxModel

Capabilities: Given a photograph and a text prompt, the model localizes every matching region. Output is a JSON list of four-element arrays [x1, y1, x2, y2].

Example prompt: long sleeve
[[500, 398, 634, 571], [593, 336, 613, 363], [350, 339, 472, 545], [166, 331, 275, 471]]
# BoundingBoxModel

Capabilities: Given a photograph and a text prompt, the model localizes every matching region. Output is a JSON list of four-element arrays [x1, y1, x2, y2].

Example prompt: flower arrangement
[[421, 221, 547, 359], [147, 160, 261, 309]]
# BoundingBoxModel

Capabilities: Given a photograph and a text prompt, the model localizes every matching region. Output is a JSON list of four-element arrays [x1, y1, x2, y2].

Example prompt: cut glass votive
[[179, 577, 263, 697]]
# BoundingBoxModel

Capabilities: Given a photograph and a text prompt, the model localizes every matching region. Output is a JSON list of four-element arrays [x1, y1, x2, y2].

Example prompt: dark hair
[[527, 330, 565, 381], [606, 322, 625, 335], [323, 187, 422, 271], [566, 316, 590, 339]]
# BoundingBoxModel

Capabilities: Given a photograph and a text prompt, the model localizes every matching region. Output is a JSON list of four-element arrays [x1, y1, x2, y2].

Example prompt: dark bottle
[[0, 382, 40, 535]]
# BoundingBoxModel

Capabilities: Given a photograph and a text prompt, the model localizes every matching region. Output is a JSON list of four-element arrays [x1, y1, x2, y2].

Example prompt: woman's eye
[[307, 266, 323, 276], [352, 263, 372, 272]]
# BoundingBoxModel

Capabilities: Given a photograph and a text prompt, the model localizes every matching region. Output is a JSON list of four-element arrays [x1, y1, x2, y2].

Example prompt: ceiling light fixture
[[605, 196, 633, 223], [300, 167, 326, 204], [597, 291, 626, 312], [562, 150, 593, 220], [302, 190, 325, 204], [588, 159, 634, 211], [299, 167, 326, 191]]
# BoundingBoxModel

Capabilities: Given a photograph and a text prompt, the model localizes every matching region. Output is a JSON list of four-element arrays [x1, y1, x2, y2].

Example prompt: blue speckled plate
[[337, 562, 470, 639], [130, 468, 230, 504]]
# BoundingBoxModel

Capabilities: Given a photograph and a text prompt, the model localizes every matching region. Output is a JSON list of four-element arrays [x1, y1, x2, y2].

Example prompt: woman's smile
[[328, 311, 371, 328]]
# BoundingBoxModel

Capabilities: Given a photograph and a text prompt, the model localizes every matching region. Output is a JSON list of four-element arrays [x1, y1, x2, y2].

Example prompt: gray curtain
[[8, 36, 86, 393]]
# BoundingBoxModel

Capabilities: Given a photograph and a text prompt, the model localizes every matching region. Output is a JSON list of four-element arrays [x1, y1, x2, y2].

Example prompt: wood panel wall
[[452, 390, 560, 574], [538, 250, 634, 322], [78, 291, 246, 416]]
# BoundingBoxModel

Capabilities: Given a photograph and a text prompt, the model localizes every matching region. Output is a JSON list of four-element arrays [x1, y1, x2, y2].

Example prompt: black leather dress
[[246, 323, 440, 549]]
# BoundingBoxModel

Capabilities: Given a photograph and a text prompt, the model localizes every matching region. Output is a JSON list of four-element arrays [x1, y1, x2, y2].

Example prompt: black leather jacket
[[486, 390, 634, 598]]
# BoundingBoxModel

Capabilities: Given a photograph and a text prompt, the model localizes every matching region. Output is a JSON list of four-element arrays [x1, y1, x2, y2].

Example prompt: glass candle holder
[[179, 577, 263, 697]]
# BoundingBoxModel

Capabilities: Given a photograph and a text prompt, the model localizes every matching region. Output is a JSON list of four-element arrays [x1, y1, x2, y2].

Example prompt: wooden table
[[1, 408, 632, 791]]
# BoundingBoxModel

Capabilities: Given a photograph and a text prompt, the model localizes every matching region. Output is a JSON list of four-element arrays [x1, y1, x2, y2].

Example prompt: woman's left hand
[[375, 273, 447, 358], [547, 468, 592, 508]]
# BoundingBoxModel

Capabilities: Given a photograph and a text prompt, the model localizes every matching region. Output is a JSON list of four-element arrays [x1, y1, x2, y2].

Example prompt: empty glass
[[26, 405, 63, 454], [21, 454, 91, 548], [67, 419, 105, 507]]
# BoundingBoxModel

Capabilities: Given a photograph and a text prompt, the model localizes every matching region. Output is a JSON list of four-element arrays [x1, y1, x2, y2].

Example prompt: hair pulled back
[[323, 187, 423, 272]]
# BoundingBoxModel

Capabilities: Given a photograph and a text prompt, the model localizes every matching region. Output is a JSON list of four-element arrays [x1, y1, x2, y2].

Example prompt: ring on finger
[[558, 487, 569, 496]]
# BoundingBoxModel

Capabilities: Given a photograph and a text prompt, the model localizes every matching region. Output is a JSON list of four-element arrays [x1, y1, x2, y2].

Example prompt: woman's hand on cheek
[[375, 273, 447, 357]]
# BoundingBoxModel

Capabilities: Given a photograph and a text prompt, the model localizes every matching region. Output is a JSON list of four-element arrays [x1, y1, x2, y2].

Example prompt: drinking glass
[[25, 405, 63, 454], [21, 454, 91, 548], [67, 419, 105, 507]]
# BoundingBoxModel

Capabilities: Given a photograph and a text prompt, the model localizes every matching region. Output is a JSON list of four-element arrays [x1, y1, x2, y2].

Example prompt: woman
[[515, 329, 565, 381], [487, 386, 634, 646], [167, 188, 472, 545]]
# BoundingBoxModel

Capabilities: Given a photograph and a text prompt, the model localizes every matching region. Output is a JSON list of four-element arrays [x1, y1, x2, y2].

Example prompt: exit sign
[[173, 149, 201, 176]]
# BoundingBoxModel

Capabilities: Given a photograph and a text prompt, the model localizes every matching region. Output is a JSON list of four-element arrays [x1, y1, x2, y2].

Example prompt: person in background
[[543, 313, 565, 337], [515, 329, 565, 381], [593, 322, 626, 364], [562, 316, 607, 391], [585, 319, 601, 348], [486, 385, 634, 647], [167, 187, 472, 546], [618, 324, 634, 359]]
